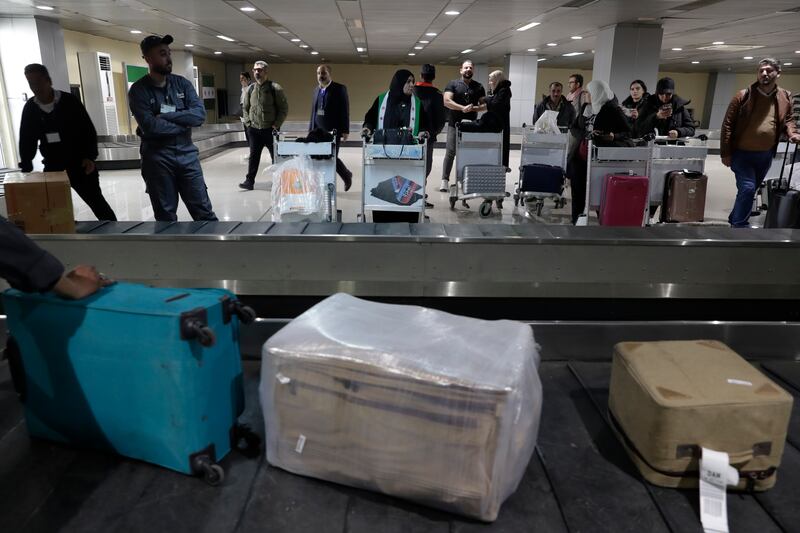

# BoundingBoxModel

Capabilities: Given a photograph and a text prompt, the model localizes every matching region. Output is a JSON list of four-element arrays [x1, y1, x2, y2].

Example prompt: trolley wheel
[[496, 198, 504, 210], [537, 202, 544, 217], [449, 197, 457, 209], [202, 463, 225, 486], [479, 201, 493, 218]]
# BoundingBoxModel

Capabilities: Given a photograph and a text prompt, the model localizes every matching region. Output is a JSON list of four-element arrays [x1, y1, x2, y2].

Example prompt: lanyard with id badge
[[158, 80, 178, 114], [317, 88, 326, 117]]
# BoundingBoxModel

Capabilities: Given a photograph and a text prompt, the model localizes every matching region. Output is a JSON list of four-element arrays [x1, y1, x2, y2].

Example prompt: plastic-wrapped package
[[269, 155, 325, 222], [259, 293, 542, 521], [534, 110, 560, 134]]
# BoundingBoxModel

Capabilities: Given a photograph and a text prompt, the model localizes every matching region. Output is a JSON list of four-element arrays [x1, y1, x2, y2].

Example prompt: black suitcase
[[520, 164, 564, 194], [764, 144, 800, 229]]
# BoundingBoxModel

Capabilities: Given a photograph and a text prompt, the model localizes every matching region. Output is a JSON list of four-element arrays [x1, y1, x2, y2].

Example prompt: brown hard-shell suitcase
[[608, 340, 793, 491], [662, 170, 708, 223]]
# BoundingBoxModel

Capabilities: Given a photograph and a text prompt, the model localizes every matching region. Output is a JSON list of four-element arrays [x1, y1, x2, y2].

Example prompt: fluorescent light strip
[[563, 52, 584, 57], [426, 32, 437, 36], [671, 47, 682, 51], [445, 11, 460, 16], [130, 30, 142, 34], [240, 6, 256, 11], [461, 48, 473, 54], [571, 36, 583, 40], [217, 35, 235, 42], [35, 5, 54, 10], [311, 51, 319, 55], [214, 51, 222, 55], [517, 22, 540, 32], [291, 38, 301, 42], [527, 48, 536, 52], [184, 44, 194, 48], [356, 47, 366, 52]]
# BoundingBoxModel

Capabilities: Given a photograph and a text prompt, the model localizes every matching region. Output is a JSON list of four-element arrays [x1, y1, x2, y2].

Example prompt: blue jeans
[[728, 149, 774, 227]]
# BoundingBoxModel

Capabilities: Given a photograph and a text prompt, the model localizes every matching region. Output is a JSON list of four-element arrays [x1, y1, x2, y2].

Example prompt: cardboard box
[[4, 172, 75, 234]]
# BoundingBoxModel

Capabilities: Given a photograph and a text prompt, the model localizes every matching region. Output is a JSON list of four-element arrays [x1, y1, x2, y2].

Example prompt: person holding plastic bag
[[269, 155, 326, 222], [532, 82, 575, 131], [362, 69, 431, 222]]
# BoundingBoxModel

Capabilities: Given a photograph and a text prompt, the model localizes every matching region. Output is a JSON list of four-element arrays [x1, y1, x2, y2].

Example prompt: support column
[[592, 23, 663, 104], [226, 62, 246, 120], [170, 50, 194, 83], [504, 53, 538, 128], [703, 72, 737, 130], [0, 16, 69, 167]]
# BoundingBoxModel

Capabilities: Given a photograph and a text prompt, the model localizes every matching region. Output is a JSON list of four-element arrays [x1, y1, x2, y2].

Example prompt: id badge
[[317, 109, 325, 116], [45, 132, 61, 143], [160, 103, 176, 113]]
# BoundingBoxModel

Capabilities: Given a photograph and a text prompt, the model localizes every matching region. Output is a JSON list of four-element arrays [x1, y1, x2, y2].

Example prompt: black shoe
[[342, 171, 353, 192], [239, 180, 254, 191]]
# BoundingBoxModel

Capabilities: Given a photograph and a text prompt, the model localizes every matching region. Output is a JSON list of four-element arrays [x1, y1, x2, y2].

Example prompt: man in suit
[[309, 64, 352, 191]]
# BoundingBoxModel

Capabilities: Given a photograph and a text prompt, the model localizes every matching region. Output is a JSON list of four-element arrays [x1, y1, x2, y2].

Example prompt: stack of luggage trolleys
[[649, 136, 709, 224], [514, 127, 569, 218], [450, 126, 508, 218], [274, 130, 340, 222], [579, 139, 652, 227]]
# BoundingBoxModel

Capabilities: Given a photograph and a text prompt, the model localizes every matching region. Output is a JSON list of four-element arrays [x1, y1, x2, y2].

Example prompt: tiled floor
[[74, 145, 751, 226]]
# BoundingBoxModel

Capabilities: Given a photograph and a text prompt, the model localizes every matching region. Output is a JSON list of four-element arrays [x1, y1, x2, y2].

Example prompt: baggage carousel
[[2, 223, 800, 531]]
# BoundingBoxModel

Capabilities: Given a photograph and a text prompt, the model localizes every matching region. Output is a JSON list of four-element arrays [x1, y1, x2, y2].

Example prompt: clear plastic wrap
[[534, 110, 560, 134], [269, 155, 325, 222], [259, 293, 542, 521]]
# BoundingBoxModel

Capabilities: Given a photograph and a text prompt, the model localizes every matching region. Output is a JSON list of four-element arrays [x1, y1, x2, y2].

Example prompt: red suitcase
[[599, 174, 649, 226]]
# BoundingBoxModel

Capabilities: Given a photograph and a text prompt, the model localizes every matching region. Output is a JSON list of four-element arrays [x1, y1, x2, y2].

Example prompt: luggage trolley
[[273, 130, 339, 222], [359, 132, 428, 222], [513, 128, 569, 217], [649, 137, 708, 222], [450, 129, 508, 217], [577, 140, 652, 226]]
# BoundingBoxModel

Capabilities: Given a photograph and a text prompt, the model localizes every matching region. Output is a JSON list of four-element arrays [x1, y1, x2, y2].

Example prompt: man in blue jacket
[[128, 35, 217, 221]]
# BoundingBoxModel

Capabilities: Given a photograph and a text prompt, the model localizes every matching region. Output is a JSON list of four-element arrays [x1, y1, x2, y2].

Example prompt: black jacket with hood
[[639, 93, 696, 138]]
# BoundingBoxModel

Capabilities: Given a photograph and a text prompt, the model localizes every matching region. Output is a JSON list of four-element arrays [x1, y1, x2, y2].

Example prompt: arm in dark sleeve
[[18, 103, 39, 171], [675, 106, 696, 137], [434, 93, 446, 135], [0, 217, 64, 292], [159, 79, 206, 128], [274, 85, 289, 129], [362, 97, 380, 131], [128, 84, 187, 137], [309, 88, 316, 132], [73, 96, 99, 161], [612, 106, 632, 141]]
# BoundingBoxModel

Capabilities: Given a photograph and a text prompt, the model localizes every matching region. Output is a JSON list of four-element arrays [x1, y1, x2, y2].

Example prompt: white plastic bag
[[269, 156, 325, 222], [534, 110, 560, 134]]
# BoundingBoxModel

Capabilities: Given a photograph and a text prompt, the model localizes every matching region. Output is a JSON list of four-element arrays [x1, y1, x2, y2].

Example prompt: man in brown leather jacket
[[721, 58, 800, 227]]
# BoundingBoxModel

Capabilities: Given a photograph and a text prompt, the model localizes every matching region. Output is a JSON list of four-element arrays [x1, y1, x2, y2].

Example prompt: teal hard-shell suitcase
[[2, 282, 257, 484]]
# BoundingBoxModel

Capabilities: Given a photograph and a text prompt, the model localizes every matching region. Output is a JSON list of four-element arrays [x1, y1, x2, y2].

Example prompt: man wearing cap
[[638, 77, 696, 139], [414, 64, 446, 180], [240, 60, 289, 191], [309, 64, 351, 191], [128, 34, 217, 221], [722, 58, 800, 227]]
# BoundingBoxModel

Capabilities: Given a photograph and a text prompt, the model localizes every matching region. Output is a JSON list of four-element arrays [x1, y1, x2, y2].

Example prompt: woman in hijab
[[566, 79, 631, 224], [485, 70, 512, 170], [362, 69, 431, 222]]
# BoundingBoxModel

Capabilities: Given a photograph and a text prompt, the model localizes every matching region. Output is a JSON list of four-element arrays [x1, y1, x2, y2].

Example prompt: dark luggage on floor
[[662, 170, 708, 223], [519, 163, 564, 194], [764, 144, 800, 229], [599, 174, 649, 226], [2, 282, 257, 484]]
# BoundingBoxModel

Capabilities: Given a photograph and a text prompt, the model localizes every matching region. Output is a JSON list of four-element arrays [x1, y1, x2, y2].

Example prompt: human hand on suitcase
[[53, 265, 114, 299]]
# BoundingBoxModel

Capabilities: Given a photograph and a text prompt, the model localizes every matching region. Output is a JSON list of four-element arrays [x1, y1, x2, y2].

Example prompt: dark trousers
[[442, 125, 457, 181], [44, 164, 117, 221], [334, 139, 351, 181], [567, 153, 588, 224], [141, 151, 217, 222], [425, 134, 437, 178], [246, 127, 275, 182]]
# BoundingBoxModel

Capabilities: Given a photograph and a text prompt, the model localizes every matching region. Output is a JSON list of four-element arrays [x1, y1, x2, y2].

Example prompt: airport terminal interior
[[1, 1, 800, 532]]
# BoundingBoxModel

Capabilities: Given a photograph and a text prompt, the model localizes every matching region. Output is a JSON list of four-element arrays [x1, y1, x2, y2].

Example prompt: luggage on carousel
[[2, 282, 257, 485], [609, 340, 793, 491], [662, 170, 708, 223], [462, 164, 507, 196], [764, 144, 800, 229], [259, 293, 542, 521], [519, 163, 564, 194], [599, 173, 649, 226]]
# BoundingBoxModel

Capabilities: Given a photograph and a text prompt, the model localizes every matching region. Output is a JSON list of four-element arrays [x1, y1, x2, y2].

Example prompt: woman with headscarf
[[485, 70, 512, 170], [566, 79, 631, 224], [362, 69, 431, 222]]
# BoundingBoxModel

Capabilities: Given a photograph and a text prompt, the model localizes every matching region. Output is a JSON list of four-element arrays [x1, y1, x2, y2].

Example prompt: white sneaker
[[439, 179, 449, 192]]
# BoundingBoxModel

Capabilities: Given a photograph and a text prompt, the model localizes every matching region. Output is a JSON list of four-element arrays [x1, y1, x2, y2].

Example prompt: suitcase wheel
[[192, 453, 225, 486], [513, 194, 519, 207], [479, 201, 493, 217], [496, 198, 504, 210]]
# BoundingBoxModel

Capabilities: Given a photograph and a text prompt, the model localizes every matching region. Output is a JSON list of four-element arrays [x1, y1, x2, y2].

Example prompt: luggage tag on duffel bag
[[699, 447, 740, 533]]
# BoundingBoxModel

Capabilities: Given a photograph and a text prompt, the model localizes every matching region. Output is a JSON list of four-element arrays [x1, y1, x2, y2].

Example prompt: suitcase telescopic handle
[[779, 142, 798, 191]]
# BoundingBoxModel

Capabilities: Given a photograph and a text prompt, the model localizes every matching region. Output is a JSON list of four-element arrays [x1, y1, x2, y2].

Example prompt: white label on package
[[699, 447, 740, 533], [295, 434, 306, 454], [726, 379, 752, 387]]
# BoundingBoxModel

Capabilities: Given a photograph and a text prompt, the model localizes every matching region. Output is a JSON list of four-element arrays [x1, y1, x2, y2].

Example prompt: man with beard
[[440, 59, 486, 192], [722, 58, 800, 227], [128, 34, 217, 221], [309, 64, 352, 191]]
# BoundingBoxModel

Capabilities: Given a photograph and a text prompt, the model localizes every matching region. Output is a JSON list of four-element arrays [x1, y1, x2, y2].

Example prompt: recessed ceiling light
[[414, 46, 423, 50], [671, 47, 682, 51], [277, 31, 289, 34], [795, 50, 800, 54], [311, 51, 319, 55], [408, 52, 416, 56], [563, 52, 584, 57], [517, 22, 541, 32], [445, 11, 460, 16], [214, 51, 222, 55], [130, 30, 142, 34], [419, 40, 429, 44], [691, 61, 700, 64], [300, 44, 309, 48], [546, 43, 557, 47], [571, 36, 583, 40], [785, 62, 793, 66], [240, 6, 256, 12], [184, 44, 194, 48], [217, 35, 235, 42], [35, 5, 54, 10], [527, 48, 537, 52], [744, 56, 753, 60], [538, 58, 547, 62], [356, 47, 366, 52], [461, 48, 473, 54], [426, 32, 437, 37], [712, 41, 724, 45], [290, 38, 301, 42]]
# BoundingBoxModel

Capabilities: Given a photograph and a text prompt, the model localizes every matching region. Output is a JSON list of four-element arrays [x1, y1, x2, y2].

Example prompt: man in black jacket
[[1, 217, 110, 298], [638, 77, 696, 139], [19, 64, 116, 221], [414, 64, 446, 179], [309, 64, 352, 191], [532, 82, 575, 129]]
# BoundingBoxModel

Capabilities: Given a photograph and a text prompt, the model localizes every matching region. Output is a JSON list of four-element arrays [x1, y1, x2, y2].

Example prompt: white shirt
[[34, 90, 61, 114]]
